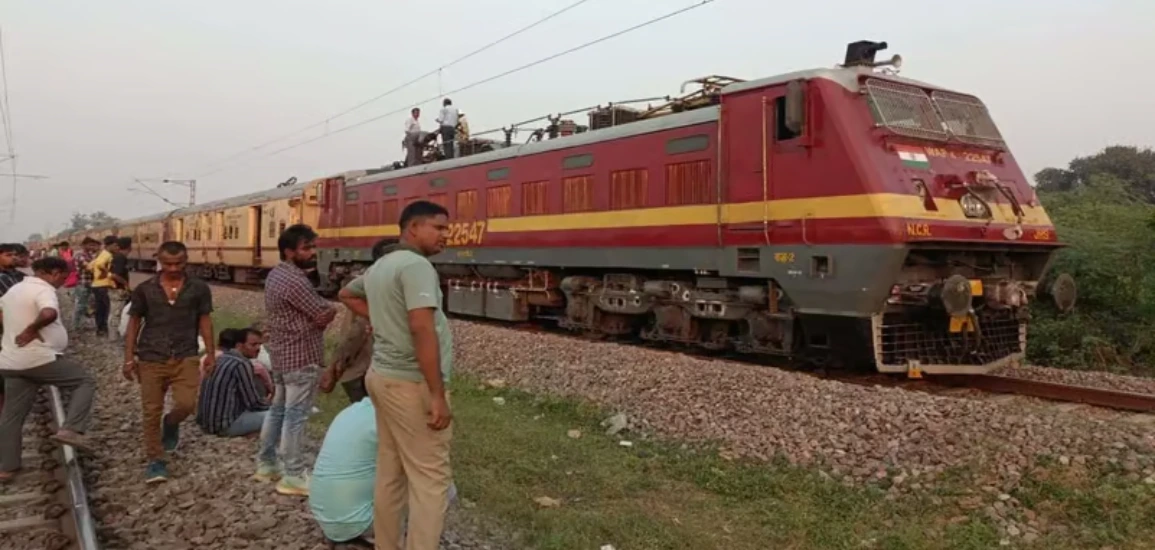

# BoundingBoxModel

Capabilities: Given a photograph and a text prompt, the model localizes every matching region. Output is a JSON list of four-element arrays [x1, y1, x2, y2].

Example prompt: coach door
[[721, 81, 809, 253], [249, 205, 262, 265], [318, 177, 345, 230]]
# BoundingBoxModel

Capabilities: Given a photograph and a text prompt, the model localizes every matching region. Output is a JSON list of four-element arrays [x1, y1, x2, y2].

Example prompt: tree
[[1031, 159, 1155, 373], [25, 232, 43, 243], [1034, 145, 1155, 201], [68, 211, 119, 232]]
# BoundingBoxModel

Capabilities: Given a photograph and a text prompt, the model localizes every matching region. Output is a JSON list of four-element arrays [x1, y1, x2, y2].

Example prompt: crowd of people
[[0, 199, 458, 549]]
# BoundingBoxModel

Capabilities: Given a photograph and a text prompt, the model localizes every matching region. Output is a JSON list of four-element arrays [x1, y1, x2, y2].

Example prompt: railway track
[[0, 387, 98, 550], [183, 275, 1155, 416]]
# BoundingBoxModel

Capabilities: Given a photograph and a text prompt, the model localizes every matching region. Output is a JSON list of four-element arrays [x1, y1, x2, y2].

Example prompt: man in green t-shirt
[[337, 199, 452, 550]]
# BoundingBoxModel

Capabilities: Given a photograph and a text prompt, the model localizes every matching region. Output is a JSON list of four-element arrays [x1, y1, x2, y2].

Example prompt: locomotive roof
[[349, 66, 958, 189], [349, 105, 719, 188], [721, 65, 958, 96]]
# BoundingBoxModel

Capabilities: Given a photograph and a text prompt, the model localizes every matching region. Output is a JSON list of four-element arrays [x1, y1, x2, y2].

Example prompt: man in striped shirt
[[0, 243, 26, 296], [197, 328, 269, 437], [255, 224, 337, 497]]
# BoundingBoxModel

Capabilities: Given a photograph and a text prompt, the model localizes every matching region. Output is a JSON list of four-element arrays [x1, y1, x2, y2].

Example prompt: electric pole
[[163, 178, 197, 206]]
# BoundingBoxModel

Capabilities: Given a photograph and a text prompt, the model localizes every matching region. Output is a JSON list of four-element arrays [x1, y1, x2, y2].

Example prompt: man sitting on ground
[[309, 398, 457, 546], [0, 257, 97, 481], [196, 327, 269, 437]]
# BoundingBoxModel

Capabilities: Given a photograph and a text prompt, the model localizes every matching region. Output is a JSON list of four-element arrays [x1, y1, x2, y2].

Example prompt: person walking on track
[[256, 224, 336, 496], [0, 257, 97, 482], [123, 241, 215, 484], [337, 200, 454, 550], [88, 236, 118, 338]]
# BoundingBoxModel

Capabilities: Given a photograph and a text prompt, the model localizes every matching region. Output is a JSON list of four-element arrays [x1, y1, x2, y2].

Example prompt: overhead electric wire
[[0, 26, 18, 223], [195, 0, 718, 179], [188, 0, 595, 177]]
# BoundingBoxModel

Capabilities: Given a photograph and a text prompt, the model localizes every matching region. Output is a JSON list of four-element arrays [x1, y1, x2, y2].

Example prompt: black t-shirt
[[111, 253, 129, 288]]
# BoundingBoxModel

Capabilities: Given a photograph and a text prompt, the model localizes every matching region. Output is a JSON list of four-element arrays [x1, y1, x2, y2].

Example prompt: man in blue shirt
[[310, 398, 456, 545]]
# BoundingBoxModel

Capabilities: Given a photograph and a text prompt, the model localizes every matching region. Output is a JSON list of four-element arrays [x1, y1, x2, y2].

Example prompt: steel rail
[[48, 385, 100, 550], [935, 374, 1155, 413]]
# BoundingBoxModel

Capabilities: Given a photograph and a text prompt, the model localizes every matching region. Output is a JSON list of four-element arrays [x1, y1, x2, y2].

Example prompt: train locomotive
[[45, 41, 1077, 377]]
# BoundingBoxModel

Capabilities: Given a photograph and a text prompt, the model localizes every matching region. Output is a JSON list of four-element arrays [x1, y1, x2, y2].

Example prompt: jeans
[[439, 125, 456, 159], [91, 287, 111, 334], [225, 410, 267, 437], [72, 285, 91, 330], [258, 366, 319, 477], [0, 356, 96, 472]]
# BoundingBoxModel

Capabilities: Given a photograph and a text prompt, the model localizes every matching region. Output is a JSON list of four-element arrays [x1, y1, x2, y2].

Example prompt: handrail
[[48, 385, 100, 550]]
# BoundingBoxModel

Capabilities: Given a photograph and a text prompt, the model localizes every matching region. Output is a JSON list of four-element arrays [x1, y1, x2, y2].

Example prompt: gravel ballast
[[451, 322, 1155, 488]]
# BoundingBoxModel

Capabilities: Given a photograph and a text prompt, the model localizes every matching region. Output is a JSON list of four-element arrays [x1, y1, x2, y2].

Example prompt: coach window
[[665, 135, 709, 155], [487, 167, 510, 182], [345, 190, 359, 202], [562, 154, 593, 171], [430, 177, 449, 189], [383, 185, 399, 196]]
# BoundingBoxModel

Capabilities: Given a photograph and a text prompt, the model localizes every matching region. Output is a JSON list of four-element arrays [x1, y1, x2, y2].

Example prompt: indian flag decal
[[895, 145, 930, 170]]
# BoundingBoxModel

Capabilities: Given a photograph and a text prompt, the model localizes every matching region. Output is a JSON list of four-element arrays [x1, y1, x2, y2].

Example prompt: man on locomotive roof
[[123, 241, 216, 484], [338, 200, 453, 550], [0, 257, 98, 483], [403, 107, 422, 167], [256, 224, 337, 497], [436, 98, 459, 160]]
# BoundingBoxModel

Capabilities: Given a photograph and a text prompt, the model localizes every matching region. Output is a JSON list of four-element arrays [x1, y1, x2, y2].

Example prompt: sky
[[1, 0, 1152, 241]]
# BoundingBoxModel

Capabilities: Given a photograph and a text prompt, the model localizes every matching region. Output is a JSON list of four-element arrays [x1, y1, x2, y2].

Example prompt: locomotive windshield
[[864, 77, 1005, 148]]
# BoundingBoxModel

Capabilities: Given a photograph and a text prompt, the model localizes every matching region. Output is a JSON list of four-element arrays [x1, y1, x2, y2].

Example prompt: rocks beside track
[[449, 323, 1155, 492]]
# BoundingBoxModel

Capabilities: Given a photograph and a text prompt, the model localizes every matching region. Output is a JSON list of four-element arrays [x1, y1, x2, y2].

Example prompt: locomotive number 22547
[[446, 221, 488, 247]]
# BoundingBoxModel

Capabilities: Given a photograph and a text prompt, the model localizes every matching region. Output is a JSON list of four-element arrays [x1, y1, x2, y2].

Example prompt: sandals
[[0, 468, 21, 483]]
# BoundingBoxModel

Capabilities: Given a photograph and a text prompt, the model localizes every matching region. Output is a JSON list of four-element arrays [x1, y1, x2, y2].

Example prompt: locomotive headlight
[[959, 194, 991, 219]]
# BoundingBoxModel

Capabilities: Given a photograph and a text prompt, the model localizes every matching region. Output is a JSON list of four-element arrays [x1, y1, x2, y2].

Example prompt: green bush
[[1028, 152, 1155, 374]]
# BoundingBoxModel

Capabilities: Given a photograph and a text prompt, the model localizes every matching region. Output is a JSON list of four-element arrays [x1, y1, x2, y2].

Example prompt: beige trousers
[[365, 370, 453, 550]]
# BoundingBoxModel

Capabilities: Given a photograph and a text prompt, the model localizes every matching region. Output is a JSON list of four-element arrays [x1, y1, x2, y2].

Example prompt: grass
[[218, 308, 1155, 549], [310, 377, 1155, 550]]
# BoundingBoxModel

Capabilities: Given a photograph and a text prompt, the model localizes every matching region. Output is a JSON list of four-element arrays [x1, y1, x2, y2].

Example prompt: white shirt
[[0, 277, 67, 371], [404, 116, 421, 134], [436, 106, 459, 128]]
